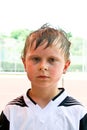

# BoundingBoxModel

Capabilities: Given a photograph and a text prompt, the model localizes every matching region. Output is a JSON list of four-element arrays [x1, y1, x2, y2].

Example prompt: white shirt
[[0, 88, 87, 130]]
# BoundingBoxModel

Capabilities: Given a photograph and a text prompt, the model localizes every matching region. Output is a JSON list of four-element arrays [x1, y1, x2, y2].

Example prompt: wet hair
[[22, 24, 71, 61]]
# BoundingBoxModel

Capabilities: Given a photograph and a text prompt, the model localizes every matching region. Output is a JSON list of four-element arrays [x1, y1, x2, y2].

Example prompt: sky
[[0, 0, 87, 38]]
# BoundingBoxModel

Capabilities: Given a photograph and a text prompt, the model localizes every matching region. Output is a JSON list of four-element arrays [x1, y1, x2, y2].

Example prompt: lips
[[37, 75, 49, 79]]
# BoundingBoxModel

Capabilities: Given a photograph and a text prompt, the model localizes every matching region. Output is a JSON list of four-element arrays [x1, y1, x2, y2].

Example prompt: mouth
[[37, 75, 49, 79]]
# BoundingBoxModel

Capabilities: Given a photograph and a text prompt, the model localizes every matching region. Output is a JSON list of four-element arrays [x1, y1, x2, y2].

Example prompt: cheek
[[25, 61, 34, 71], [26, 69, 34, 81], [50, 68, 57, 76], [50, 65, 63, 76], [26, 64, 37, 80]]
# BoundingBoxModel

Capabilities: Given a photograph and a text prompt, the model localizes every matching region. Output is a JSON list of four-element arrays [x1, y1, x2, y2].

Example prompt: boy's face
[[22, 43, 70, 89]]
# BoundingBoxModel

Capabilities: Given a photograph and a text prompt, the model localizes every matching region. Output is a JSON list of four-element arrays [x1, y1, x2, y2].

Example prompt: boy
[[0, 24, 87, 130]]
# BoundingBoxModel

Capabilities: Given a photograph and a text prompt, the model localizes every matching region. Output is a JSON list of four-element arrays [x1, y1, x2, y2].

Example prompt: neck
[[28, 86, 60, 108]]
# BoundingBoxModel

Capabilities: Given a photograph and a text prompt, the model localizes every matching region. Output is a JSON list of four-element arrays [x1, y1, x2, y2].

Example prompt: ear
[[63, 60, 71, 74], [21, 57, 26, 71]]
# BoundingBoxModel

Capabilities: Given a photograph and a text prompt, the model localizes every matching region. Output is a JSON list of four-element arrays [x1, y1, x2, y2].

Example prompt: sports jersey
[[0, 88, 87, 130]]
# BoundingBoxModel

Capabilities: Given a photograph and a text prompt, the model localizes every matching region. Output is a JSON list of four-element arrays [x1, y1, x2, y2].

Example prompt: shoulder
[[0, 95, 28, 129], [8, 95, 28, 107], [59, 95, 87, 120], [59, 96, 82, 107], [80, 112, 87, 130], [1, 95, 28, 122]]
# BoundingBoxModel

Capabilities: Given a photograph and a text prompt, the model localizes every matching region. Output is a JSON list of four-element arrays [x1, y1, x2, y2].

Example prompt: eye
[[48, 58, 56, 63], [32, 57, 40, 63]]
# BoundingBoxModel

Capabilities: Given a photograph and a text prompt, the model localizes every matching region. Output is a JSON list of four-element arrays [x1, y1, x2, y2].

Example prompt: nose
[[39, 61, 48, 71]]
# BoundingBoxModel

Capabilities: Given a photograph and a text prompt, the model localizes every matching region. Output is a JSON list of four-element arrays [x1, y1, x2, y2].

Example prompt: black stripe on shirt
[[52, 88, 64, 101], [80, 113, 87, 130], [8, 96, 28, 107], [0, 111, 9, 130], [26, 89, 37, 105], [59, 96, 82, 107]]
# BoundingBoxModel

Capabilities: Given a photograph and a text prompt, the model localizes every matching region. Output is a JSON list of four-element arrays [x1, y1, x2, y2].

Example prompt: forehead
[[27, 42, 64, 57], [29, 38, 62, 51]]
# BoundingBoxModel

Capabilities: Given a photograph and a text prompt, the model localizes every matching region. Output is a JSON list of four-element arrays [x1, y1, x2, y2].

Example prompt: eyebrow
[[28, 54, 61, 60]]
